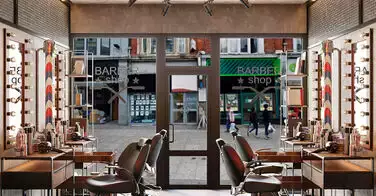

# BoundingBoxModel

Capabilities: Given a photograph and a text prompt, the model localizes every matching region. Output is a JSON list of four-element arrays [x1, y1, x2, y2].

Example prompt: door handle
[[169, 123, 175, 143]]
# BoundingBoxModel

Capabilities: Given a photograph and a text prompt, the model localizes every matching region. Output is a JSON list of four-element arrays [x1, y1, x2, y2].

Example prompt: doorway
[[156, 36, 220, 188]]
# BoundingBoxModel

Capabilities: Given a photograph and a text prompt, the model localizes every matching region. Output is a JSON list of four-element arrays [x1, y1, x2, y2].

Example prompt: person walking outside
[[226, 106, 239, 132], [262, 103, 271, 139], [248, 107, 258, 136]]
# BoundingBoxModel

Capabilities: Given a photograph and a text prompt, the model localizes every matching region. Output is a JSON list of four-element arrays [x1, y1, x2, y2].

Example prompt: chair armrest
[[255, 148, 272, 152]]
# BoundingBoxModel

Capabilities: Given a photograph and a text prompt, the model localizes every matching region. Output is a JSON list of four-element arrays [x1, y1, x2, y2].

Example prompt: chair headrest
[[216, 138, 226, 150], [159, 129, 167, 137], [138, 138, 149, 147], [231, 132, 238, 137]]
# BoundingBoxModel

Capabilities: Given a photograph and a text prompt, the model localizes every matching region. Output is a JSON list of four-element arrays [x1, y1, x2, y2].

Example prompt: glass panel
[[240, 38, 249, 53], [228, 38, 239, 53], [142, 38, 147, 54], [166, 38, 174, 53], [86, 38, 97, 55], [166, 37, 211, 66], [151, 38, 157, 54], [170, 156, 207, 185], [169, 75, 207, 151], [220, 39, 228, 53], [251, 38, 258, 53], [74, 38, 85, 51], [100, 38, 110, 55]]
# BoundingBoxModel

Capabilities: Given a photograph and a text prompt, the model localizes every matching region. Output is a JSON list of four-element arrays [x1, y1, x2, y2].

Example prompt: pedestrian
[[226, 106, 239, 132], [262, 103, 271, 139], [248, 107, 258, 136]]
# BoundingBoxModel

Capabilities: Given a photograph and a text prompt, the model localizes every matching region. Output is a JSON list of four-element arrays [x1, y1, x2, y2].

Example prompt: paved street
[[95, 121, 281, 185]]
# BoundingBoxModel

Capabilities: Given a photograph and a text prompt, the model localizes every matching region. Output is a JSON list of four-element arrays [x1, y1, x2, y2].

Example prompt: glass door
[[169, 75, 208, 185], [241, 93, 258, 124]]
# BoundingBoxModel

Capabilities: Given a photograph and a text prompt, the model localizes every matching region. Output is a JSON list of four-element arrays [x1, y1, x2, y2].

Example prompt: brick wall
[[18, 0, 69, 45], [0, 0, 14, 23], [363, 0, 376, 23], [308, 0, 359, 46], [130, 38, 138, 56], [264, 38, 293, 53]]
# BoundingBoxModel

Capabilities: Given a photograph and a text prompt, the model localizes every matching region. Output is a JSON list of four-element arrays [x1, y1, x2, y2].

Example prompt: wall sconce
[[360, 111, 370, 116], [7, 126, 16, 131], [6, 84, 16, 89], [361, 32, 370, 38], [7, 44, 16, 49], [360, 125, 370, 130], [22, 98, 32, 102], [344, 110, 353, 114], [7, 70, 16, 75], [6, 57, 16, 62], [7, 112, 16, 116], [6, 98, 18, 103], [361, 45, 370, 50], [344, 39, 352, 43], [24, 111, 33, 114], [6, 32, 16, 37], [360, 57, 370, 62]]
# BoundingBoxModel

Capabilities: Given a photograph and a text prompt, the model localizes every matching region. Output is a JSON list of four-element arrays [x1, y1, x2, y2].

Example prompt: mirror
[[352, 29, 373, 150], [4, 40, 24, 149]]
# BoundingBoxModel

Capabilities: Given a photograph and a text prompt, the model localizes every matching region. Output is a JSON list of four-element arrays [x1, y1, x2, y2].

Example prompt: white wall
[[308, 22, 376, 196]]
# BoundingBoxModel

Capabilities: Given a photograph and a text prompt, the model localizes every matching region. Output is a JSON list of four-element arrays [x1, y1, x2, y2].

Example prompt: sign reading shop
[[89, 60, 120, 82]]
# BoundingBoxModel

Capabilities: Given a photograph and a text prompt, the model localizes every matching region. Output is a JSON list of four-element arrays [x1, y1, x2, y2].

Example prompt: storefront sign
[[89, 60, 120, 82], [220, 76, 276, 93], [236, 66, 278, 75]]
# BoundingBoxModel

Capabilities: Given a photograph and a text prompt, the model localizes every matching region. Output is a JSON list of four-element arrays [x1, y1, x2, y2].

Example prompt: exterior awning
[[206, 57, 280, 76]]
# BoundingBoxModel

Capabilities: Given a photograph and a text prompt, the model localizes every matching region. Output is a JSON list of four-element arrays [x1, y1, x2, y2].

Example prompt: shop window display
[[130, 93, 156, 123]]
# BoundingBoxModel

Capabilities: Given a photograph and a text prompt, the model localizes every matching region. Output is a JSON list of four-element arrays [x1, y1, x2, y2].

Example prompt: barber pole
[[43, 40, 55, 131], [322, 40, 333, 130]]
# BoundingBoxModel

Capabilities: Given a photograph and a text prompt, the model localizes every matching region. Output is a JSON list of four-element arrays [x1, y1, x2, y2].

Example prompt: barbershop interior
[[1, 0, 376, 195]]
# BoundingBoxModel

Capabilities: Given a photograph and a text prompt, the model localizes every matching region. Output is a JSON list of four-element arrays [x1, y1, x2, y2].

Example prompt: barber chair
[[216, 139, 281, 195], [231, 132, 284, 175], [145, 129, 167, 175], [86, 138, 151, 195]]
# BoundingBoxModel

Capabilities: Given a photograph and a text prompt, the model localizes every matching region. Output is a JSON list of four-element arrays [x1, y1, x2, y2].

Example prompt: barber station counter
[[301, 148, 374, 190]]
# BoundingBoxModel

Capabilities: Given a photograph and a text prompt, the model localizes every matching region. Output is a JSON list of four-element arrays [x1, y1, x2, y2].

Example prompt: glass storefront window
[[259, 93, 273, 111], [225, 94, 238, 112], [86, 38, 97, 55], [100, 38, 110, 55], [151, 38, 157, 54], [166, 38, 174, 53], [142, 38, 148, 54], [130, 93, 156, 123], [240, 38, 249, 53]]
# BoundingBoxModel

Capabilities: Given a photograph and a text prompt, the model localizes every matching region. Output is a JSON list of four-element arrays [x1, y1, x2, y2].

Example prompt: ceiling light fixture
[[204, 0, 214, 16], [162, 0, 172, 16], [240, 0, 250, 8], [128, 0, 137, 7]]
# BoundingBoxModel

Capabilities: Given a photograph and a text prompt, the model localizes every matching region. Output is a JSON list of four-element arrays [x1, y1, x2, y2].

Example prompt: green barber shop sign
[[206, 58, 280, 76]]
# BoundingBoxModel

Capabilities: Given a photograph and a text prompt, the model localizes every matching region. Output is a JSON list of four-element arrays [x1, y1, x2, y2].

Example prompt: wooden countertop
[[1, 148, 73, 160], [285, 140, 315, 145], [303, 160, 370, 173], [65, 139, 96, 146], [303, 148, 373, 160], [5, 160, 73, 173]]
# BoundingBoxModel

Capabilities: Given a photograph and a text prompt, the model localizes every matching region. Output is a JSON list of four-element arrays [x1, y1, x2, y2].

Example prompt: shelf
[[281, 105, 308, 108], [66, 104, 93, 108], [66, 74, 93, 78], [281, 74, 307, 78]]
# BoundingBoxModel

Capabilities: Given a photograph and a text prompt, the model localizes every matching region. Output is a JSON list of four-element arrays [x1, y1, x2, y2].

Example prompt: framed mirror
[[352, 29, 373, 150]]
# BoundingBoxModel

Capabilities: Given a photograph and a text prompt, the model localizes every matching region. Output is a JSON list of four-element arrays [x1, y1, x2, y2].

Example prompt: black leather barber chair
[[231, 132, 284, 175], [86, 138, 151, 196], [145, 129, 167, 175], [217, 139, 281, 195]]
